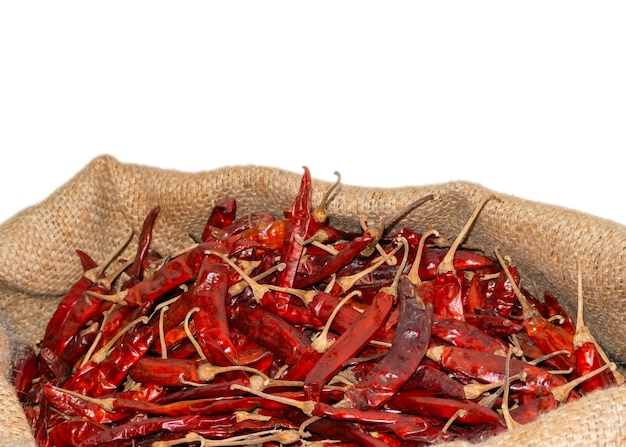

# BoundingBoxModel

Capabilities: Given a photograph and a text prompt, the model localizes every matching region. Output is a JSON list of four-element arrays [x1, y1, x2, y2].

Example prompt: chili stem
[[90, 316, 149, 363], [407, 228, 440, 285], [311, 290, 362, 353], [551, 362, 616, 403], [336, 242, 402, 293], [501, 347, 521, 430], [83, 227, 134, 283], [230, 384, 316, 416], [438, 195, 496, 274], [152, 429, 302, 447], [184, 307, 206, 361]]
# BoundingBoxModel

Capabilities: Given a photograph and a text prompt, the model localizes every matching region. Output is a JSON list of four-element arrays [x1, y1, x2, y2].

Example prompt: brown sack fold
[[1, 154, 625, 446]]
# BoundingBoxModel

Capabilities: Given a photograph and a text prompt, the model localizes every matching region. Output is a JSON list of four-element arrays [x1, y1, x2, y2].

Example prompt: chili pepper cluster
[[12, 168, 623, 446]]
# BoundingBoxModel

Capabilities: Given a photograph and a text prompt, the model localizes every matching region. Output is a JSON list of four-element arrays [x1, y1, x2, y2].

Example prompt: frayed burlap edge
[[1, 154, 625, 446]]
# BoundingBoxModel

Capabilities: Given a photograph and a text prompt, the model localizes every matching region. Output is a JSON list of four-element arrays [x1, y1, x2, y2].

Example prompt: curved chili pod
[[346, 276, 434, 409]]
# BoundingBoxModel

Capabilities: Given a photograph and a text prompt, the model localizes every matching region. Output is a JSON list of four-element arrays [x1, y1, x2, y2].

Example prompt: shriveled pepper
[[346, 275, 434, 409]]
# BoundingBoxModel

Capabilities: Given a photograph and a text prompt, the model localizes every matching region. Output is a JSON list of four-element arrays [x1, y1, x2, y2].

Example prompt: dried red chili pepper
[[432, 196, 496, 320], [543, 291, 576, 334], [494, 248, 576, 372], [400, 360, 467, 400], [11, 345, 38, 403], [201, 196, 237, 241], [431, 314, 509, 355], [572, 263, 623, 392], [126, 205, 161, 287], [78, 413, 238, 446], [64, 322, 156, 396], [428, 345, 567, 396], [45, 420, 105, 447], [229, 301, 321, 381], [387, 392, 504, 426], [346, 275, 434, 409], [303, 267, 398, 401], [488, 263, 520, 318], [305, 417, 396, 447], [224, 257, 323, 330], [293, 231, 375, 289], [464, 310, 524, 338], [190, 250, 239, 364]]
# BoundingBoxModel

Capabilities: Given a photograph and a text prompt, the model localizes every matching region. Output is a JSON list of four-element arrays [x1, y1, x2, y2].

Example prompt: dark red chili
[[429, 345, 567, 396], [387, 392, 504, 426], [304, 283, 396, 402], [346, 276, 434, 409], [201, 196, 237, 241], [126, 205, 160, 287]]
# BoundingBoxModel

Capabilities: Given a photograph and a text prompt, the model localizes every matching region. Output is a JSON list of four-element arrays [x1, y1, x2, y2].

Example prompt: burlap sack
[[0, 154, 624, 446]]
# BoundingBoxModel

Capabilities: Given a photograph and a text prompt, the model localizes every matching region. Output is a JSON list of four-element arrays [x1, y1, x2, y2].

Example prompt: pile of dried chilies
[[12, 168, 624, 447]]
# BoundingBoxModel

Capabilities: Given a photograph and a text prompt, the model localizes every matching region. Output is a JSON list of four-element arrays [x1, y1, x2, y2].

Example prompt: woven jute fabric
[[0, 154, 625, 446]]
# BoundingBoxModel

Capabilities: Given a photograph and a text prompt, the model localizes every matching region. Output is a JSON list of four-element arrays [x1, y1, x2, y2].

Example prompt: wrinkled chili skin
[[79, 414, 237, 447], [431, 314, 509, 354], [522, 314, 576, 371], [575, 341, 616, 394], [41, 250, 98, 357], [126, 205, 161, 287], [435, 346, 568, 396], [387, 393, 504, 426], [346, 276, 434, 409], [228, 302, 312, 368], [304, 289, 395, 402], [433, 271, 465, 320], [123, 242, 215, 306], [307, 418, 391, 447], [293, 232, 375, 289], [201, 197, 237, 241], [64, 324, 156, 397], [401, 361, 467, 400], [192, 252, 239, 364], [508, 394, 559, 425], [45, 420, 105, 447], [11, 345, 38, 403], [488, 265, 520, 318]]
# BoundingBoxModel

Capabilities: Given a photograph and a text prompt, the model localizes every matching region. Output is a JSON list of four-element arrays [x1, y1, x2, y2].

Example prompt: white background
[[1, 2, 625, 225]]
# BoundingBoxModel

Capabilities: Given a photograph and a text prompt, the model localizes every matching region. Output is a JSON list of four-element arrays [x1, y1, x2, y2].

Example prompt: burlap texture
[[0, 154, 624, 446]]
